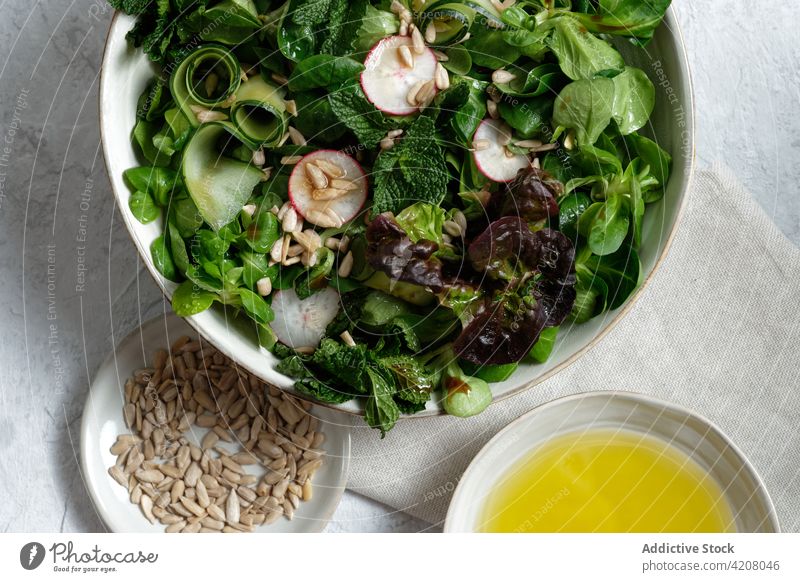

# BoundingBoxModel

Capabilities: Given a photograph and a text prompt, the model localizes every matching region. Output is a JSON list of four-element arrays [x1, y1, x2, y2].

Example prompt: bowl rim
[[443, 390, 781, 533], [99, 6, 695, 418]]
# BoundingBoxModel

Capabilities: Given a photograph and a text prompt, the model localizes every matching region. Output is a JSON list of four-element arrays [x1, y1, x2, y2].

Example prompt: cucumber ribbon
[[171, 45, 288, 149]]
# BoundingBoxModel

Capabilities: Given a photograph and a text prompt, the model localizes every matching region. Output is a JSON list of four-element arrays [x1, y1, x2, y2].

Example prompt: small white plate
[[80, 314, 351, 533]]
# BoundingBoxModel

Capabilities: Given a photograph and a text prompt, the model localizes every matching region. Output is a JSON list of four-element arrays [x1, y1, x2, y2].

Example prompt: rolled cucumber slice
[[230, 75, 288, 147], [170, 45, 242, 126], [181, 123, 262, 231]]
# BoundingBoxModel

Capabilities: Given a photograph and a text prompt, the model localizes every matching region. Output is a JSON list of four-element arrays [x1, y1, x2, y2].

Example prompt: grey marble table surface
[[0, 0, 798, 533]]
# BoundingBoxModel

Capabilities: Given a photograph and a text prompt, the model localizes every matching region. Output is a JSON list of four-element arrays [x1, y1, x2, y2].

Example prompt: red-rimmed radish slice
[[270, 287, 340, 350], [360, 35, 438, 116], [289, 150, 368, 228], [473, 119, 530, 183]]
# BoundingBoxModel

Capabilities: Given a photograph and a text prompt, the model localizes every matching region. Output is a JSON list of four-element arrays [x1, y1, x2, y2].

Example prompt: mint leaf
[[364, 367, 400, 437], [292, 0, 335, 26], [320, 0, 349, 53], [372, 116, 449, 214], [328, 83, 399, 148]]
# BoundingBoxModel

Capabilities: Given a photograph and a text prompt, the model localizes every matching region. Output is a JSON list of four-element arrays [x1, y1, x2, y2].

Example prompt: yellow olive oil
[[480, 430, 736, 533]]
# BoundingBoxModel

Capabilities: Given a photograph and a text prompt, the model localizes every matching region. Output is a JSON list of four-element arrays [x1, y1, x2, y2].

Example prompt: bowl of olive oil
[[445, 392, 779, 533]]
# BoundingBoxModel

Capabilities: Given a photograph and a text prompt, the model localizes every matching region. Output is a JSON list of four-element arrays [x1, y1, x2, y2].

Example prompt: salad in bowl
[[107, 0, 675, 435]]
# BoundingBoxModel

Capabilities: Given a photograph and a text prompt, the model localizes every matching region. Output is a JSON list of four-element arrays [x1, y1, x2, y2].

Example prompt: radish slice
[[473, 119, 530, 183], [270, 287, 340, 350], [360, 35, 438, 116], [289, 150, 368, 228]]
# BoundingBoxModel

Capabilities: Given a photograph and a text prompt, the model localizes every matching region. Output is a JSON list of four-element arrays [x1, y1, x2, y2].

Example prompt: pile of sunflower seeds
[[107, 335, 325, 533]]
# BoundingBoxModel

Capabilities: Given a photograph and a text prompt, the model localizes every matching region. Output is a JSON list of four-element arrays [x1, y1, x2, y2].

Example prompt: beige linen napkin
[[345, 166, 800, 531]]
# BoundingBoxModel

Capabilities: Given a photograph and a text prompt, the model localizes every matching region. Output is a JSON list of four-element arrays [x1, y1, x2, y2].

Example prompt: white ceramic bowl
[[80, 313, 351, 533], [100, 8, 694, 416], [444, 392, 779, 533]]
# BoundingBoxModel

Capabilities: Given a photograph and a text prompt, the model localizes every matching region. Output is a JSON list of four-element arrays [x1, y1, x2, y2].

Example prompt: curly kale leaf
[[295, 378, 355, 404], [116, 0, 210, 65], [272, 335, 437, 435], [380, 356, 436, 404], [372, 116, 449, 214], [364, 367, 400, 437], [309, 338, 371, 394], [395, 398, 426, 415], [108, 0, 151, 13]]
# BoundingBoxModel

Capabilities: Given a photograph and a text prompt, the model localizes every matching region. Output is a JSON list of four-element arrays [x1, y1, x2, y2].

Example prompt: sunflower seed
[[514, 139, 543, 149], [251, 148, 265, 166], [443, 220, 462, 238], [165, 521, 186, 533], [282, 206, 299, 232], [340, 330, 356, 347], [530, 142, 559, 153], [284, 99, 298, 116], [180, 496, 207, 517], [161, 514, 184, 526], [302, 479, 313, 501], [140, 495, 157, 524], [189, 105, 228, 123], [251, 276, 272, 299], [297, 458, 323, 478], [288, 126, 306, 146], [415, 79, 436, 108], [435, 63, 450, 90], [398, 45, 414, 69], [390, 0, 405, 15], [182, 521, 202, 533], [201, 516, 225, 530], [406, 79, 427, 106], [280, 155, 303, 166], [272, 478, 290, 500], [135, 468, 163, 483], [195, 480, 211, 508], [424, 22, 437, 43], [304, 162, 328, 189], [170, 479, 185, 505], [280, 234, 291, 263], [411, 26, 425, 54], [225, 491, 241, 524], [160, 463, 183, 479], [314, 158, 345, 179], [108, 466, 127, 487], [271, 72, 289, 85], [269, 236, 285, 263], [283, 499, 295, 521], [311, 187, 347, 201], [491, 69, 517, 84], [473, 139, 490, 151], [184, 462, 202, 487]]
